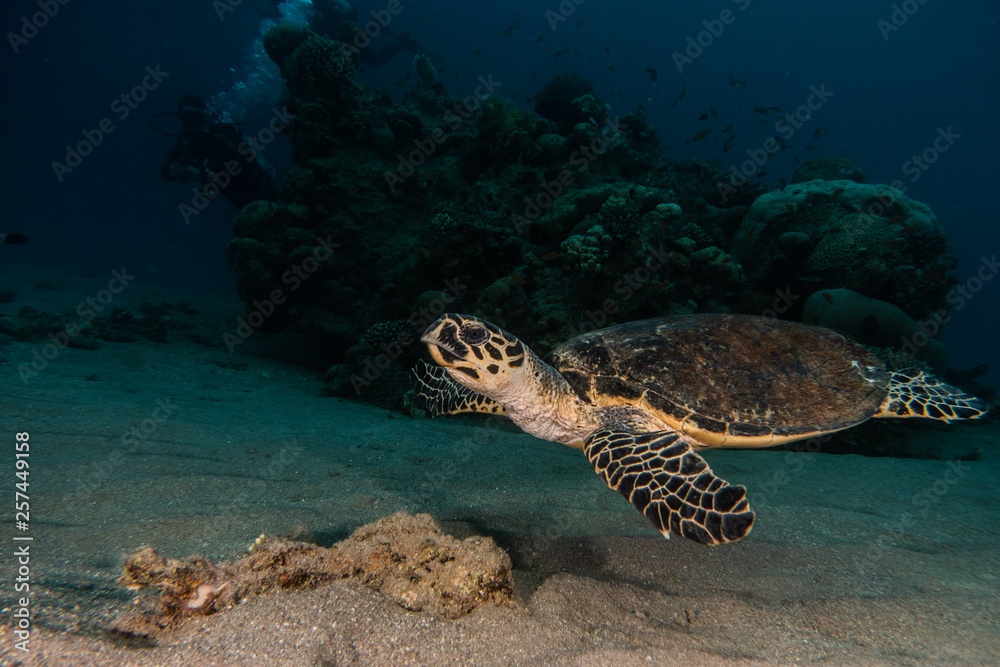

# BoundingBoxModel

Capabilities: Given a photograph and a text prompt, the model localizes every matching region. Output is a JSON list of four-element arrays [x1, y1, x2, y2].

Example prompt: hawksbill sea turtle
[[413, 313, 988, 546]]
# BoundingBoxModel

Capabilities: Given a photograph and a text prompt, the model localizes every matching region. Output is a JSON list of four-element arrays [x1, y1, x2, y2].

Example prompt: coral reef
[[222, 40, 969, 415], [533, 73, 597, 132], [112, 512, 514, 636], [732, 179, 955, 320]]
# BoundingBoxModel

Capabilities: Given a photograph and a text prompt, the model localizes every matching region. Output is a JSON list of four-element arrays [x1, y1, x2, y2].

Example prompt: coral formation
[[562, 225, 613, 274], [262, 22, 314, 69], [533, 73, 597, 132], [222, 42, 968, 416], [113, 512, 515, 636], [732, 179, 955, 319]]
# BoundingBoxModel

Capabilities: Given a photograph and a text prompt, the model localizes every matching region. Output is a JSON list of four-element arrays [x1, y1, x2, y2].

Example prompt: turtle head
[[420, 314, 527, 396]]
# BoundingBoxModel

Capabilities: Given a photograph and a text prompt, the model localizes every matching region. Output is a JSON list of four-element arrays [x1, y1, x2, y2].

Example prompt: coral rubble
[[112, 512, 514, 636]]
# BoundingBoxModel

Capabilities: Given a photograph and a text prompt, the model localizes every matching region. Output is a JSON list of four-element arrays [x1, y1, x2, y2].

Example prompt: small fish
[[508, 272, 526, 285], [777, 178, 787, 190], [0, 232, 29, 245], [554, 48, 569, 59], [534, 35, 545, 44], [754, 105, 781, 115], [605, 65, 615, 72], [395, 72, 411, 87], [646, 68, 658, 82], [832, 187, 845, 197], [805, 145, 816, 151], [671, 83, 686, 108], [502, 20, 521, 37], [699, 112, 709, 121], [722, 132, 735, 153], [813, 127, 830, 139], [455, 74, 460, 81], [604, 46, 611, 55], [691, 129, 712, 142], [473, 49, 481, 56], [822, 292, 835, 304], [744, 228, 754, 243], [729, 73, 747, 88], [540, 251, 560, 261], [723, 124, 734, 133], [710, 107, 719, 118], [574, 17, 585, 27]]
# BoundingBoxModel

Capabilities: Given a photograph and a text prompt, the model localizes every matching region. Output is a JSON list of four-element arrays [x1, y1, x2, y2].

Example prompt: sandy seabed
[[0, 267, 998, 666]]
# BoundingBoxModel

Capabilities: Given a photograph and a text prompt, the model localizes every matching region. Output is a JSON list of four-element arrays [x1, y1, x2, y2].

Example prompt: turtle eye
[[460, 323, 490, 346]]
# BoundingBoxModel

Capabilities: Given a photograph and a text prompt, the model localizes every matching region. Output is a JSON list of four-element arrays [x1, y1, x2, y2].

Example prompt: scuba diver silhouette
[[154, 96, 280, 211]]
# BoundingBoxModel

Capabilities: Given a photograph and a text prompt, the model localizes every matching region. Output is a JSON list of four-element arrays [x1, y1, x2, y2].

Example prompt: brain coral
[[808, 213, 900, 274]]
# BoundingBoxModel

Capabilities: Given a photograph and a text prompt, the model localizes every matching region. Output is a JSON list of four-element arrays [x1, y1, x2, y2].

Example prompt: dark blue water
[[3, 0, 998, 381]]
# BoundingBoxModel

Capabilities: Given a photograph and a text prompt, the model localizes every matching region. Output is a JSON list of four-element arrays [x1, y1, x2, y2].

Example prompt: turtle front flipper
[[584, 429, 754, 546], [876, 368, 989, 421], [412, 360, 507, 417]]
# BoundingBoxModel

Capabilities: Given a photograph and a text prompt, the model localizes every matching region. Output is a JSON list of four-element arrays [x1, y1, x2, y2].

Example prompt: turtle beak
[[421, 315, 467, 367]]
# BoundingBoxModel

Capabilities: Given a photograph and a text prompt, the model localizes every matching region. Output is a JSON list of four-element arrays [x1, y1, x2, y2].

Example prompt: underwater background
[[2, 0, 999, 664], [3, 0, 999, 382]]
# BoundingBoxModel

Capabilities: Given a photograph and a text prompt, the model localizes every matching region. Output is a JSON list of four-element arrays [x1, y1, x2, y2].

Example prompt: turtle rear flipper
[[412, 360, 507, 417], [876, 368, 989, 421], [584, 429, 754, 545]]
